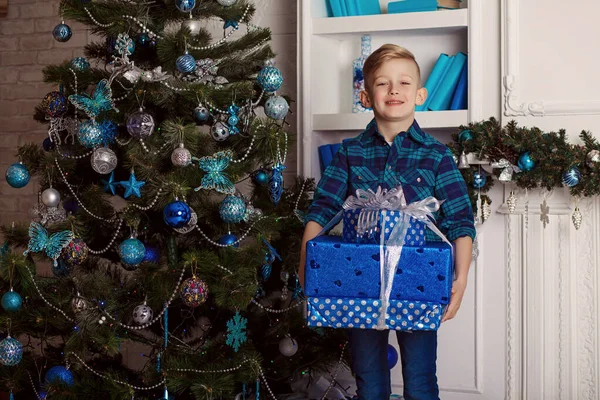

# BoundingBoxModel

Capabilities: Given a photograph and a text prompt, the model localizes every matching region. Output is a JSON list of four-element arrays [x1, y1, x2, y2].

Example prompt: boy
[[298, 44, 475, 400]]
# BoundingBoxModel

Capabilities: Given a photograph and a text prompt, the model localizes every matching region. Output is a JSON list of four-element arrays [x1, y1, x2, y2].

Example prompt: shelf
[[312, 110, 468, 131], [312, 9, 468, 36]]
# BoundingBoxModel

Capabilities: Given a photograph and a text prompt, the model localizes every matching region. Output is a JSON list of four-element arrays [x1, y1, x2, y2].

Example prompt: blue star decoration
[[226, 311, 247, 352], [101, 171, 119, 195], [119, 171, 146, 198], [223, 19, 239, 30]]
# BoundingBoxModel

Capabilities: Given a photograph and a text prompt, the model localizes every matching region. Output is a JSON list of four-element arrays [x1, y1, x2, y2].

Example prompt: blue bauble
[[517, 151, 536, 172], [257, 65, 283, 92], [193, 106, 210, 124], [252, 169, 270, 185], [51, 258, 71, 277], [138, 33, 152, 47], [227, 114, 239, 126], [43, 137, 55, 151], [163, 201, 192, 228], [1, 290, 22, 312], [176, 54, 196, 73], [387, 344, 398, 369], [176, 0, 196, 12], [218, 233, 239, 248], [0, 336, 23, 366], [562, 167, 581, 187], [143, 246, 160, 263], [45, 366, 75, 387], [70, 57, 89, 71], [78, 120, 103, 148], [219, 196, 246, 224], [42, 91, 68, 118], [472, 171, 487, 189], [458, 129, 473, 143], [52, 23, 72, 42], [118, 238, 146, 267], [6, 163, 30, 188], [264, 95, 289, 120]]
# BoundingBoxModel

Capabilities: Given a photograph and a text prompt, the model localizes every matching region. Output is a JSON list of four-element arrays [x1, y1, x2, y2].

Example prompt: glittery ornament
[[1, 290, 22, 312], [176, 53, 196, 73], [211, 121, 230, 141], [132, 303, 153, 325], [6, 163, 30, 188], [257, 65, 283, 92], [163, 200, 192, 228], [118, 237, 146, 267], [175, 0, 196, 12], [562, 167, 581, 187], [70, 57, 89, 71], [482, 199, 491, 221], [472, 171, 487, 189], [218, 233, 239, 247], [586, 149, 600, 168], [278, 335, 298, 357], [171, 143, 192, 167], [41, 188, 61, 208], [143, 246, 160, 263], [0, 337, 23, 366], [572, 206, 582, 230], [91, 147, 118, 175], [71, 296, 88, 313], [269, 163, 286, 205], [507, 191, 517, 214], [61, 238, 88, 266], [264, 95, 289, 120], [126, 110, 155, 139], [180, 276, 208, 307], [78, 120, 104, 148], [193, 105, 210, 124], [219, 196, 246, 224], [517, 151, 535, 172], [42, 91, 68, 118], [45, 366, 75, 387], [217, 0, 237, 5], [52, 22, 72, 42]]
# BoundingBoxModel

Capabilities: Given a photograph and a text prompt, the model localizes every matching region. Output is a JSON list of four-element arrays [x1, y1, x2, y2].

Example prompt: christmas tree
[[0, 0, 347, 398]]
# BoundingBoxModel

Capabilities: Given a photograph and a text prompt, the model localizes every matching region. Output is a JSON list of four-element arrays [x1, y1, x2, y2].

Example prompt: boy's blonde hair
[[362, 44, 421, 92]]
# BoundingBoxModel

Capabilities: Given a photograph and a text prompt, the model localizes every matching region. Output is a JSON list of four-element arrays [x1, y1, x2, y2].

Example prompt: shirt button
[[417, 177, 421, 183], [358, 176, 362, 180], [387, 166, 392, 170]]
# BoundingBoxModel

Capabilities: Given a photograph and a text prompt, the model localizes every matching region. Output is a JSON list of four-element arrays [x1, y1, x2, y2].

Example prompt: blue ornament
[[38, 391, 47, 399], [163, 201, 191, 228], [194, 106, 210, 124], [69, 79, 116, 120], [252, 168, 270, 185], [257, 65, 283, 92], [176, 54, 196, 74], [227, 115, 239, 126], [269, 163, 286, 205], [218, 233, 239, 247], [143, 246, 160, 263], [458, 129, 473, 143], [70, 57, 89, 71], [225, 311, 247, 352], [118, 238, 146, 267], [0, 336, 23, 366], [472, 170, 487, 189], [52, 23, 72, 42], [219, 196, 246, 224], [77, 120, 103, 148], [223, 19, 239, 30], [100, 171, 119, 195], [6, 162, 30, 188], [138, 33, 153, 47], [119, 171, 146, 198], [1, 290, 22, 312], [517, 151, 536, 172], [51, 258, 71, 277], [23, 222, 73, 267], [387, 344, 398, 369], [176, 0, 196, 12], [264, 95, 289, 120], [195, 150, 235, 194], [45, 366, 75, 387], [62, 197, 79, 214], [43, 137, 55, 151], [42, 91, 68, 118], [562, 167, 581, 187]]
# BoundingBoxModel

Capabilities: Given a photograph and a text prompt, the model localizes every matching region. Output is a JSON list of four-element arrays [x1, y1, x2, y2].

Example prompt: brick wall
[[0, 0, 297, 229]]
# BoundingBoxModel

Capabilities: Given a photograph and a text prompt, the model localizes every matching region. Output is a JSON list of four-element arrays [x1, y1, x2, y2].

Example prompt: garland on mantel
[[447, 117, 600, 229]]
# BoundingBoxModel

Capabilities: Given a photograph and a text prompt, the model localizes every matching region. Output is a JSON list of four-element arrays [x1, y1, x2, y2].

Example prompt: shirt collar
[[363, 118, 426, 145]]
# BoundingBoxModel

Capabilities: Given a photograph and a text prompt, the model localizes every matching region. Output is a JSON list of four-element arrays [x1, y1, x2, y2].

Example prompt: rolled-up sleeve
[[434, 148, 476, 242], [305, 143, 349, 227]]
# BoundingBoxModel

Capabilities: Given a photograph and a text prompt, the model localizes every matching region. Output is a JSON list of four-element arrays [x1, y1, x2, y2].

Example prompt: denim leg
[[396, 330, 439, 400], [348, 328, 391, 400]]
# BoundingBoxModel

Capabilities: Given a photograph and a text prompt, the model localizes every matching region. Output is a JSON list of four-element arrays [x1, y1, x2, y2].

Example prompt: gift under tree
[[0, 0, 347, 398]]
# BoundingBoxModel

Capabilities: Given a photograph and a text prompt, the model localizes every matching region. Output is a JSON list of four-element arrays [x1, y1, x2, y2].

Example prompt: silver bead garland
[[139, 138, 171, 156], [250, 298, 305, 314], [26, 266, 75, 323], [87, 219, 124, 255], [194, 215, 267, 248]]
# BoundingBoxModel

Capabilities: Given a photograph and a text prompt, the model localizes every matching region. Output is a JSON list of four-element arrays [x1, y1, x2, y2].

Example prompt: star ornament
[[101, 171, 119, 195], [119, 171, 146, 198]]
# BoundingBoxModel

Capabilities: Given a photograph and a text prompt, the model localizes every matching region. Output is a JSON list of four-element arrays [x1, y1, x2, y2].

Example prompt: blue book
[[328, 0, 345, 17], [449, 62, 468, 110], [428, 52, 467, 111], [318, 145, 333, 173], [345, 0, 358, 16], [416, 53, 451, 111], [330, 143, 342, 158], [339, 0, 348, 16], [388, 0, 437, 13], [355, 0, 381, 15]]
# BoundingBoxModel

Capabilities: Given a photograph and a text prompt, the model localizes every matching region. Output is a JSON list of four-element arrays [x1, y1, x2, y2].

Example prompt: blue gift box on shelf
[[342, 209, 426, 246]]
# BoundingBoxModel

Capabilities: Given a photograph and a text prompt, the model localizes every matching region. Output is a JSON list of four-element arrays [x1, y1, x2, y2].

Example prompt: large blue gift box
[[342, 209, 426, 246]]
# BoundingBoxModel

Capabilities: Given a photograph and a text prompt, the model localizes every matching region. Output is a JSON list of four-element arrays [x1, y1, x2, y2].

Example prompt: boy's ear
[[360, 90, 372, 108], [416, 87, 428, 106]]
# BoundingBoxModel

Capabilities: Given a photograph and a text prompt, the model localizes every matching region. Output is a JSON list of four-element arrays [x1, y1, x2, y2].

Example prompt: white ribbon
[[491, 158, 521, 182]]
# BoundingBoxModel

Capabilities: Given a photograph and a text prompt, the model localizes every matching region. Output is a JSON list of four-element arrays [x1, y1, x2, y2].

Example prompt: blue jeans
[[348, 328, 439, 400]]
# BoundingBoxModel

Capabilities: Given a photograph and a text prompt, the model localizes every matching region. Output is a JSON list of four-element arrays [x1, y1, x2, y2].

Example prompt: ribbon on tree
[[491, 158, 521, 182]]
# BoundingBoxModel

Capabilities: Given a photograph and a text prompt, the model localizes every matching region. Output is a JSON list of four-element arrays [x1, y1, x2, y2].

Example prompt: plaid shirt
[[306, 119, 476, 243]]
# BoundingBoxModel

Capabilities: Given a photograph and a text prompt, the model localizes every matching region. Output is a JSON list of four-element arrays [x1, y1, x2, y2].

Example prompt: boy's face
[[360, 58, 427, 125]]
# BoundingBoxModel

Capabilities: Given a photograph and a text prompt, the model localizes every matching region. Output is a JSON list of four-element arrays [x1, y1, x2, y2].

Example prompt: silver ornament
[[126, 110, 155, 139], [211, 121, 230, 142], [132, 303, 153, 325], [91, 147, 118, 174], [507, 191, 517, 214], [217, 0, 237, 6], [586, 149, 600, 168], [71, 296, 88, 313], [41, 188, 61, 207], [264, 95, 289, 120], [183, 18, 202, 35], [171, 143, 192, 167], [572, 206, 582, 230], [278, 335, 298, 357], [482, 199, 491, 221], [173, 209, 197, 234]]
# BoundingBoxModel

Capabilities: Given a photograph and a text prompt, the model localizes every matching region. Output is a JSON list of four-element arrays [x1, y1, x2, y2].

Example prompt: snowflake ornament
[[226, 311, 247, 352], [182, 58, 229, 86]]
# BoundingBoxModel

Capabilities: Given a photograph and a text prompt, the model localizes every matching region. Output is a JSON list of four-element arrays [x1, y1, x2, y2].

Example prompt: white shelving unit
[[297, 0, 483, 180]]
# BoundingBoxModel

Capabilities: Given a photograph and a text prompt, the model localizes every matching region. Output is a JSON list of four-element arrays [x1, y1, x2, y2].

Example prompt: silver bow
[[123, 65, 169, 83], [491, 158, 521, 182]]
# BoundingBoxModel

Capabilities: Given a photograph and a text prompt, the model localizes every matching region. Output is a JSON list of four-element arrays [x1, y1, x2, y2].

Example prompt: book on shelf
[[416, 53, 452, 112], [449, 62, 468, 110], [388, 0, 437, 14], [355, 0, 381, 15], [437, 0, 461, 9], [318, 144, 342, 173], [327, 0, 345, 17], [428, 52, 467, 111], [346, 0, 359, 16]]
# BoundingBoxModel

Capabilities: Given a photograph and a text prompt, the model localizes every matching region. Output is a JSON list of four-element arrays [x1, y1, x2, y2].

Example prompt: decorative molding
[[505, 214, 520, 400], [502, 0, 600, 117], [558, 215, 567, 399]]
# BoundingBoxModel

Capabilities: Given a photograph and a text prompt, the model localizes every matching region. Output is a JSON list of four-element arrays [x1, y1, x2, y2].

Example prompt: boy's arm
[[442, 236, 472, 322]]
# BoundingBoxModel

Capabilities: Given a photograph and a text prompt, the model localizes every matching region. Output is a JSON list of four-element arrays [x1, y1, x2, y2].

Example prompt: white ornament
[[132, 304, 153, 325], [264, 95, 289, 120], [278, 335, 298, 357], [507, 191, 517, 214], [217, 0, 237, 6], [171, 143, 192, 167], [540, 199, 550, 228], [183, 18, 202, 35], [72, 296, 88, 313], [41, 188, 61, 207], [91, 147, 118, 174], [482, 199, 491, 221], [211, 121, 230, 142], [572, 206, 582, 230]]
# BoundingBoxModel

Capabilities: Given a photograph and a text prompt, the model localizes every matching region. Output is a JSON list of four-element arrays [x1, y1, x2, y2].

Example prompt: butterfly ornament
[[193, 150, 235, 195], [23, 222, 73, 266], [68, 79, 119, 120]]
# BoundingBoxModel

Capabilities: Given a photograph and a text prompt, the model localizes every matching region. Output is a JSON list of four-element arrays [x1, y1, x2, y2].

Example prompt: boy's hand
[[442, 277, 467, 322]]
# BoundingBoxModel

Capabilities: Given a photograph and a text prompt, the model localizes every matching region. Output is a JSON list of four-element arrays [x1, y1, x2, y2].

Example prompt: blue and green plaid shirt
[[306, 119, 476, 243]]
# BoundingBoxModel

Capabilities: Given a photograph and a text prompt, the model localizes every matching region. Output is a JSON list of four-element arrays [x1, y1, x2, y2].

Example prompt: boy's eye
[[377, 82, 387, 86], [402, 82, 410, 85]]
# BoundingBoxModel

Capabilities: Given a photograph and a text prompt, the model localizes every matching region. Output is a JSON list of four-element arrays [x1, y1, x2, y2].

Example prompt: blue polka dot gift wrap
[[305, 186, 453, 331]]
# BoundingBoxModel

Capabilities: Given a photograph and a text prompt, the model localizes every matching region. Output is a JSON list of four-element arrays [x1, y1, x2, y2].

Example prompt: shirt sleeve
[[434, 147, 476, 242], [305, 143, 349, 227]]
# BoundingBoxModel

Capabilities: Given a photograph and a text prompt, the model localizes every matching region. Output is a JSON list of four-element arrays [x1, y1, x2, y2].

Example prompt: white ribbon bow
[[491, 158, 521, 182]]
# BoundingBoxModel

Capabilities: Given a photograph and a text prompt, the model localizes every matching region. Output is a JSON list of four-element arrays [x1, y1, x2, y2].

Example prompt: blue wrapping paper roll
[[342, 209, 426, 245], [306, 297, 443, 331], [305, 236, 452, 304]]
